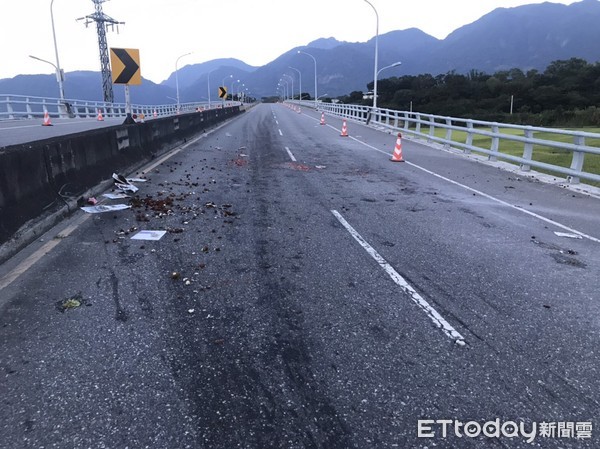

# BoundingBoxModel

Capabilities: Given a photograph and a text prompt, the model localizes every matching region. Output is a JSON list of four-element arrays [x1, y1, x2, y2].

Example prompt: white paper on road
[[130, 230, 167, 241], [115, 183, 139, 193], [554, 231, 583, 239], [81, 204, 131, 213], [112, 172, 139, 192], [102, 193, 130, 199], [126, 178, 148, 183]]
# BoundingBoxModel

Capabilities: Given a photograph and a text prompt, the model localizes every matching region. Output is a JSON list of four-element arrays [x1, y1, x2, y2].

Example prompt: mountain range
[[2, 0, 600, 103]]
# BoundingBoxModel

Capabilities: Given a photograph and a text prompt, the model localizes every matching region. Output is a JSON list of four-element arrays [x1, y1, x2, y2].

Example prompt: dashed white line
[[331, 210, 466, 345], [278, 129, 283, 136], [285, 146, 297, 162], [309, 113, 600, 244]]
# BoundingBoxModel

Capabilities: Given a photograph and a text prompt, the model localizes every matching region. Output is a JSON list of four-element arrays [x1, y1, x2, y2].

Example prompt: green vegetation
[[410, 126, 600, 185], [340, 58, 600, 128], [337, 57, 600, 184]]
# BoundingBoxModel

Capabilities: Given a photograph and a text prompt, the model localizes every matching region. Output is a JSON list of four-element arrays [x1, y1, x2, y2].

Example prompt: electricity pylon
[[78, 0, 124, 103]]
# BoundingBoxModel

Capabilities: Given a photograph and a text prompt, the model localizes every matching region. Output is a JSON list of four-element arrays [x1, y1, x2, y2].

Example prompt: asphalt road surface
[[1, 104, 599, 448]]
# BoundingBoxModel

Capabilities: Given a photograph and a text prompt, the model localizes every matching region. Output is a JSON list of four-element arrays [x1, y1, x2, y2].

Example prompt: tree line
[[338, 58, 600, 127]]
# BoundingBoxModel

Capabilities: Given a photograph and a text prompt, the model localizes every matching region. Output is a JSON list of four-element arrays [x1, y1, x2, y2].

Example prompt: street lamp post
[[279, 80, 289, 100], [363, 0, 379, 110], [207, 68, 217, 109], [283, 74, 294, 102], [377, 61, 402, 78], [238, 83, 245, 102], [232, 80, 243, 102], [175, 52, 192, 113], [50, 0, 65, 103], [297, 50, 317, 108], [371, 61, 402, 113], [289, 66, 302, 101], [231, 79, 239, 103], [29, 54, 62, 94]]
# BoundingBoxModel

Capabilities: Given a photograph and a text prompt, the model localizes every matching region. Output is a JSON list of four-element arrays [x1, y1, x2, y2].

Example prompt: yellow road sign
[[219, 86, 227, 99], [110, 48, 142, 85]]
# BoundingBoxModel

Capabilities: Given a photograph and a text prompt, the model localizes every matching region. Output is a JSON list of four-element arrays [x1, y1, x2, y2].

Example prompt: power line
[[77, 0, 124, 103]]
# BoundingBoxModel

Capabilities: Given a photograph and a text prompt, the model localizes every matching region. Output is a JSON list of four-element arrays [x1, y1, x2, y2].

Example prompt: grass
[[405, 125, 600, 186]]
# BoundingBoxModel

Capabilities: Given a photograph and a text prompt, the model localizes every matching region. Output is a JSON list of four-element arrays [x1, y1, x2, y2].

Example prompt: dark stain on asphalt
[[110, 271, 129, 322], [551, 253, 587, 268]]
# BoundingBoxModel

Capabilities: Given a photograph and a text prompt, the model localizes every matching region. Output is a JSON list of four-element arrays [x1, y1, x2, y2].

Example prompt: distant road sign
[[219, 86, 227, 99], [110, 48, 141, 85]]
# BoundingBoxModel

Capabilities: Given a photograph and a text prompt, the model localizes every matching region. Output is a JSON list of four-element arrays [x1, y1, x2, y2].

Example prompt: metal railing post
[[521, 127, 534, 172], [445, 118, 453, 147], [26, 98, 33, 119], [465, 120, 474, 154], [6, 96, 14, 119], [489, 124, 500, 161], [568, 135, 585, 184], [428, 115, 436, 142]]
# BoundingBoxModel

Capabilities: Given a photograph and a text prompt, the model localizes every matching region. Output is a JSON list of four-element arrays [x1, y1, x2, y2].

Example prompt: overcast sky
[[1, 0, 581, 84]]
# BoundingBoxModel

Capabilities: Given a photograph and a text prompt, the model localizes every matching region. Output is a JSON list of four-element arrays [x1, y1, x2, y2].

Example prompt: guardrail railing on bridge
[[0, 94, 237, 121], [291, 100, 600, 185]]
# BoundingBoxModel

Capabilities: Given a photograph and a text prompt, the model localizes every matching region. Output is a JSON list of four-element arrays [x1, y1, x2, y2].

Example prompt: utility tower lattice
[[78, 0, 124, 103]]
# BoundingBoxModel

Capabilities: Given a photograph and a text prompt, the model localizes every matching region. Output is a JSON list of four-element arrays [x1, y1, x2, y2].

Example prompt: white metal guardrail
[[292, 100, 600, 185], [0, 94, 237, 121]]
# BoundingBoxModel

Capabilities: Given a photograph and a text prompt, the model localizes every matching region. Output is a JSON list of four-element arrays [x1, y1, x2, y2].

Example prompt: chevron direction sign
[[110, 48, 142, 85], [219, 86, 227, 99]]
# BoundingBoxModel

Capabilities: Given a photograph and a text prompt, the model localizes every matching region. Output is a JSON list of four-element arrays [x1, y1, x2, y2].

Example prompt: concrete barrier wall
[[0, 106, 242, 255]]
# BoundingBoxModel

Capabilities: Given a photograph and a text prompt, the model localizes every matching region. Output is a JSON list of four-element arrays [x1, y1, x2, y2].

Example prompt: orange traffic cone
[[97, 109, 104, 121], [42, 110, 52, 126], [320, 112, 325, 125], [340, 119, 349, 137], [390, 133, 405, 162]]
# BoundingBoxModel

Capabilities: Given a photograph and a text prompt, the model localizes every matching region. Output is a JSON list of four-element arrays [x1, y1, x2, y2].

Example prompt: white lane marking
[[285, 146, 297, 162], [405, 163, 600, 243], [331, 210, 466, 344], [278, 129, 283, 136], [0, 215, 90, 291], [313, 116, 600, 244], [275, 120, 279, 125]]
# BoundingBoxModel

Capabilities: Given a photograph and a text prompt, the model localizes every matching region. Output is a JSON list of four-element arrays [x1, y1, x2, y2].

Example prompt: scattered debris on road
[[81, 204, 131, 214], [130, 230, 167, 241], [113, 173, 139, 193], [103, 193, 130, 200], [554, 231, 582, 239], [56, 293, 87, 312]]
